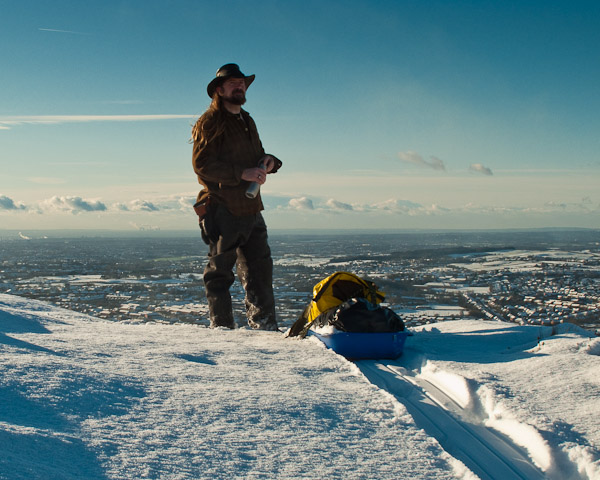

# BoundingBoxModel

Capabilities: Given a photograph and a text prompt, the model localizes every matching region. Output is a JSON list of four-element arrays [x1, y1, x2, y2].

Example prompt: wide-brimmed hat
[[206, 63, 255, 98]]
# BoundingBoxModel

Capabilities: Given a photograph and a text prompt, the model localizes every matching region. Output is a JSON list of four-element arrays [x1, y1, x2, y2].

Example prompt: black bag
[[314, 297, 404, 333], [193, 199, 209, 222], [193, 198, 217, 245]]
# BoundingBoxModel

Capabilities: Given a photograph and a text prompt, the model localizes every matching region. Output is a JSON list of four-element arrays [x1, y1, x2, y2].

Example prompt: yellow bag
[[287, 271, 385, 338]]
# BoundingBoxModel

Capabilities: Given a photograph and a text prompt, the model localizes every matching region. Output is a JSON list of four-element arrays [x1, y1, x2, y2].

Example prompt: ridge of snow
[[478, 385, 553, 471], [406, 320, 600, 480], [418, 361, 475, 411]]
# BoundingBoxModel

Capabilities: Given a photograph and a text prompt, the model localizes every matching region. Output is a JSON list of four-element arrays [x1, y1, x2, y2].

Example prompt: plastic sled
[[313, 330, 409, 360]]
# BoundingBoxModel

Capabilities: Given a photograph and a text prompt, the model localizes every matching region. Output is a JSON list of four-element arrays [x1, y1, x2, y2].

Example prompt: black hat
[[206, 63, 255, 98]]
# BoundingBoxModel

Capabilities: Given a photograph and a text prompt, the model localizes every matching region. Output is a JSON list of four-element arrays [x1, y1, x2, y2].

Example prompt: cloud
[[114, 199, 160, 212], [375, 199, 450, 216], [398, 151, 446, 171], [428, 156, 446, 171], [274, 196, 427, 216], [362, 198, 426, 216], [424, 204, 451, 215], [325, 199, 353, 211], [469, 163, 493, 176], [0, 115, 195, 130], [273, 195, 468, 219], [544, 201, 567, 209], [127, 200, 160, 212], [0, 195, 26, 211], [115, 196, 195, 213], [177, 196, 196, 211], [289, 197, 314, 210], [372, 198, 423, 211], [40, 196, 107, 214]]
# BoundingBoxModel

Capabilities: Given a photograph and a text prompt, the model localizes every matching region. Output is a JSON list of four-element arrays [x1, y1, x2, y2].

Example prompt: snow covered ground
[[1, 293, 599, 479]]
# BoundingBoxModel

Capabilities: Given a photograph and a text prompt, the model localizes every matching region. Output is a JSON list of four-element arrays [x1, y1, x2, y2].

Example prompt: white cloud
[[114, 196, 196, 214], [0, 195, 26, 211], [424, 204, 451, 215], [3, 189, 597, 232], [469, 163, 494, 176], [177, 196, 196, 212], [14, 194, 194, 218], [398, 151, 446, 171], [325, 199, 353, 211], [276, 196, 426, 215], [429, 156, 446, 171], [128, 200, 160, 212], [369, 198, 423, 214], [40, 196, 107, 214], [544, 201, 567, 210], [289, 197, 314, 210], [0, 115, 195, 130]]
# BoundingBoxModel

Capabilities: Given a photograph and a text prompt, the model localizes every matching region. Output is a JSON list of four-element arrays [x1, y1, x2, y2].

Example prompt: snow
[[395, 320, 600, 479], [273, 254, 332, 267], [1, 293, 599, 480], [452, 249, 600, 273]]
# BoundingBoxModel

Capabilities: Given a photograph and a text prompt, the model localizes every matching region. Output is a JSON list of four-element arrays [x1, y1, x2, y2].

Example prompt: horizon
[[2, 225, 599, 240], [1, 1, 599, 231]]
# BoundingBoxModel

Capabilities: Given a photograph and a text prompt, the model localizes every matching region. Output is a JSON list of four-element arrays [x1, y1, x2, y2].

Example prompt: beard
[[223, 89, 246, 105]]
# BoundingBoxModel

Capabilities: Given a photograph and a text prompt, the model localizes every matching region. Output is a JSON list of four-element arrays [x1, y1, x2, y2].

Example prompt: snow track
[[357, 360, 547, 480]]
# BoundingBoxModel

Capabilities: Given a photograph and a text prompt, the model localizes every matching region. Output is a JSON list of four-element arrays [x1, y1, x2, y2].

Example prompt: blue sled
[[313, 330, 409, 360]]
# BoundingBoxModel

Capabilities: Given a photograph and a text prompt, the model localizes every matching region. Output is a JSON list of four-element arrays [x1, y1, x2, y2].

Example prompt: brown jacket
[[192, 108, 281, 216]]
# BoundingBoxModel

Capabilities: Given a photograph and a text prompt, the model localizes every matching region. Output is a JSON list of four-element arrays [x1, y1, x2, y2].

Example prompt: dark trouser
[[202, 204, 277, 330]]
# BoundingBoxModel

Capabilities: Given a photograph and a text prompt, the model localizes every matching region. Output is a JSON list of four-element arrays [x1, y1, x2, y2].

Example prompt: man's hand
[[261, 155, 277, 173], [241, 155, 278, 185], [241, 166, 267, 185]]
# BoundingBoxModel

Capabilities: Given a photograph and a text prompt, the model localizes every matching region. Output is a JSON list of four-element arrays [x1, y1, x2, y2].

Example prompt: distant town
[[1, 230, 599, 334]]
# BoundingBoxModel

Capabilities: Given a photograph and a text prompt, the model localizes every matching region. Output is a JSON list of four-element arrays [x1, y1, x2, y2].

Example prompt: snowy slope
[[1, 293, 599, 480], [358, 321, 600, 480]]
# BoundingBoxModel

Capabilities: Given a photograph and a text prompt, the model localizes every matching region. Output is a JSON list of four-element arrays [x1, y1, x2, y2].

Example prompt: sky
[[1, 0, 599, 231]]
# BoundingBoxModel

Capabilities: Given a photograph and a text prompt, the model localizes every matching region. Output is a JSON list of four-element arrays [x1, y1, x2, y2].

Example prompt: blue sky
[[1, 0, 599, 231]]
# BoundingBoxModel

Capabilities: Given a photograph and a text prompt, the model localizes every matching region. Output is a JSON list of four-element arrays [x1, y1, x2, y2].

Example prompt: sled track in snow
[[357, 360, 546, 480]]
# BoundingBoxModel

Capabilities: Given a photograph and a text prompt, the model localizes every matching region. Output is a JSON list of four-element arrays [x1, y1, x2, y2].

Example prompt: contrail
[[0, 114, 196, 129], [38, 28, 91, 35]]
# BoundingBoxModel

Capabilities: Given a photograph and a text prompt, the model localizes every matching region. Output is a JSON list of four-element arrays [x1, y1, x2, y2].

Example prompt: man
[[191, 63, 282, 330]]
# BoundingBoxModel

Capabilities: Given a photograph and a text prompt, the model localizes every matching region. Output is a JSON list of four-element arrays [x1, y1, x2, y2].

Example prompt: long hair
[[191, 94, 227, 147]]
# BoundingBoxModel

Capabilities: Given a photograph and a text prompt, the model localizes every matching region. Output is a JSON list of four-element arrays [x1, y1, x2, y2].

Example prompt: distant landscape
[[1, 229, 599, 334]]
